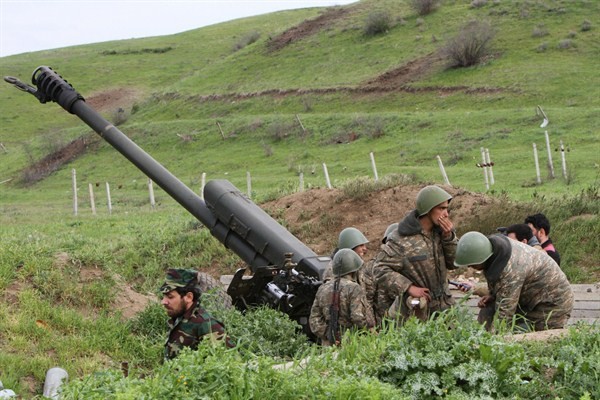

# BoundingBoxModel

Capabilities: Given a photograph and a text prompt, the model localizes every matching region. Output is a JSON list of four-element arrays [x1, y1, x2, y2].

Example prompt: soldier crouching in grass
[[454, 231, 574, 332], [160, 268, 234, 360]]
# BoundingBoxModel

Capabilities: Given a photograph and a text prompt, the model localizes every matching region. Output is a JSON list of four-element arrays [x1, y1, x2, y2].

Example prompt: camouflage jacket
[[484, 235, 573, 330], [309, 275, 374, 343], [322, 258, 377, 322], [373, 210, 458, 320], [165, 301, 234, 360]]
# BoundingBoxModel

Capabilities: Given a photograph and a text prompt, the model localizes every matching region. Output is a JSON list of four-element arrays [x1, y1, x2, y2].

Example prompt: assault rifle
[[326, 278, 341, 345]]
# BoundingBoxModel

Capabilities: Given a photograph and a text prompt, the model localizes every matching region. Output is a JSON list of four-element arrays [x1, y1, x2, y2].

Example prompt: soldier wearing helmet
[[322, 227, 370, 282], [322, 227, 379, 323], [455, 231, 573, 332], [309, 249, 374, 345], [160, 268, 234, 360], [373, 185, 459, 322]]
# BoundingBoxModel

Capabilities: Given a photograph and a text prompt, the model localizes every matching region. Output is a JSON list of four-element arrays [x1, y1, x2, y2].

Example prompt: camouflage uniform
[[373, 210, 458, 322], [322, 257, 377, 323], [161, 269, 234, 360], [309, 275, 374, 345], [479, 235, 573, 331], [164, 302, 234, 360]]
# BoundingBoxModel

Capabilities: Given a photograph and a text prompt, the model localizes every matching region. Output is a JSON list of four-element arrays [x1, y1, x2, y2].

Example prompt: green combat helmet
[[160, 268, 198, 294], [454, 231, 494, 267], [338, 227, 369, 250], [416, 185, 452, 216], [332, 248, 364, 277], [382, 222, 399, 244]]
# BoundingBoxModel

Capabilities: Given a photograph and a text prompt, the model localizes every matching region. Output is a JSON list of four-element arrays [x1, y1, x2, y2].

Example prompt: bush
[[363, 11, 392, 36], [232, 31, 260, 52], [557, 39, 574, 49], [581, 19, 592, 32], [470, 0, 488, 8], [411, 0, 440, 16], [532, 24, 549, 38], [443, 20, 495, 67]]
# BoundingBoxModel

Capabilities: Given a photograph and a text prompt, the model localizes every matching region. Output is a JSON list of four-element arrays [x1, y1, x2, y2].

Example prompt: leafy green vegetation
[[59, 307, 600, 399], [0, 0, 599, 398]]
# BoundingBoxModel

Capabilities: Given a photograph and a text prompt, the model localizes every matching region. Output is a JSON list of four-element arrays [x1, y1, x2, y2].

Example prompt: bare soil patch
[[86, 87, 141, 113], [267, 7, 352, 52], [18, 87, 141, 186]]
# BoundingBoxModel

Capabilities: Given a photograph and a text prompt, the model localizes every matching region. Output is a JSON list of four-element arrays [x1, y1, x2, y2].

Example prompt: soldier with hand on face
[[160, 268, 234, 361], [454, 231, 574, 332], [309, 249, 375, 346], [373, 185, 459, 322]]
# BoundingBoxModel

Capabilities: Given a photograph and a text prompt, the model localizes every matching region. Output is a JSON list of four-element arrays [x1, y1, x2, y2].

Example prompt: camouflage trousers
[[478, 303, 572, 332]]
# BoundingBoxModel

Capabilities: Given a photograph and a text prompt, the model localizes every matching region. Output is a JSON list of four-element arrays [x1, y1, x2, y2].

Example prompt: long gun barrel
[[5, 67, 329, 334]]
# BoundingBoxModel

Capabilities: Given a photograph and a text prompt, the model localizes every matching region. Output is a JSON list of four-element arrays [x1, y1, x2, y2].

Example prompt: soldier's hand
[[438, 215, 454, 239], [478, 295, 493, 308], [408, 285, 431, 301]]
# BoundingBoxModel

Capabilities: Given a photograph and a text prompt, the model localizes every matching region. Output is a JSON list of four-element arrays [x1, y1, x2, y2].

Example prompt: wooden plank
[[570, 284, 600, 293]]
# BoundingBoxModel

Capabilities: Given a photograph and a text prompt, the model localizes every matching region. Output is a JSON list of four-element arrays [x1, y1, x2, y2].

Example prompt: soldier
[[373, 185, 458, 322], [322, 227, 370, 282], [309, 249, 375, 346], [454, 231, 574, 332], [160, 268, 234, 360]]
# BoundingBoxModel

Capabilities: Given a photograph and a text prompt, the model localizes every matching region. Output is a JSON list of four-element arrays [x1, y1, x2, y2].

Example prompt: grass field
[[0, 0, 599, 398]]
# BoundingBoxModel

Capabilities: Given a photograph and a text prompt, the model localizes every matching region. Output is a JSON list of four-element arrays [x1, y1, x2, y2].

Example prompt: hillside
[[1, 0, 598, 203], [0, 0, 599, 398]]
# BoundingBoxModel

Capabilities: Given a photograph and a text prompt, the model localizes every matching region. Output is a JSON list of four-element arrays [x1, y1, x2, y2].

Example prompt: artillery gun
[[4, 67, 329, 337]]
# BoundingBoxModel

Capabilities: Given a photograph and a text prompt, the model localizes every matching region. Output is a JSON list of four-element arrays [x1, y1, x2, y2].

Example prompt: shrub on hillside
[[411, 0, 440, 16], [443, 20, 495, 67], [581, 19, 592, 32], [532, 24, 549, 38], [233, 31, 261, 52], [363, 11, 392, 36]]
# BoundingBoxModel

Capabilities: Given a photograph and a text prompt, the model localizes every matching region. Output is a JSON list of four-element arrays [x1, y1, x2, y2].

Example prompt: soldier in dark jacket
[[160, 268, 234, 360], [524, 213, 561, 266], [454, 231, 574, 332], [373, 185, 458, 322]]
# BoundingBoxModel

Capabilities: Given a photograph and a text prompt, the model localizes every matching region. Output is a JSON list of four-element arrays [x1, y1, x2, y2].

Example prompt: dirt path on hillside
[[267, 6, 354, 52]]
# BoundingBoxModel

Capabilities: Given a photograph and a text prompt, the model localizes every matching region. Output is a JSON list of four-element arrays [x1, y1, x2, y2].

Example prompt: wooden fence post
[[72, 169, 78, 216], [148, 178, 155, 208], [533, 143, 542, 184], [299, 172, 304, 192], [200, 172, 206, 199], [106, 182, 113, 215], [480, 147, 489, 191], [485, 148, 495, 185], [88, 183, 96, 216], [322, 163, 332, 189], [369, 152, 379, 181], [216, 121, 225, 140], [560, 140, 568, 180], [544, 130, 555, 178], [436, 155, 451, 186], [296, 114, 306, 135]]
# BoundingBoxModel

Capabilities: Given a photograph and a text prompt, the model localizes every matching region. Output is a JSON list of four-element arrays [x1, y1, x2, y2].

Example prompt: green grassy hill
[[0, 0, 599, 397]]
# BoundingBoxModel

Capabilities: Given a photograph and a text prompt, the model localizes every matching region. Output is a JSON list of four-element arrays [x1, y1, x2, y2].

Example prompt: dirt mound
[[18, 87, 142, 186], [267, 7, 352, 52], [86, 87, 141, 113], [19, 134, 98, 186], [364, 51, 446, 88], [262, 184, 500, 257]]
